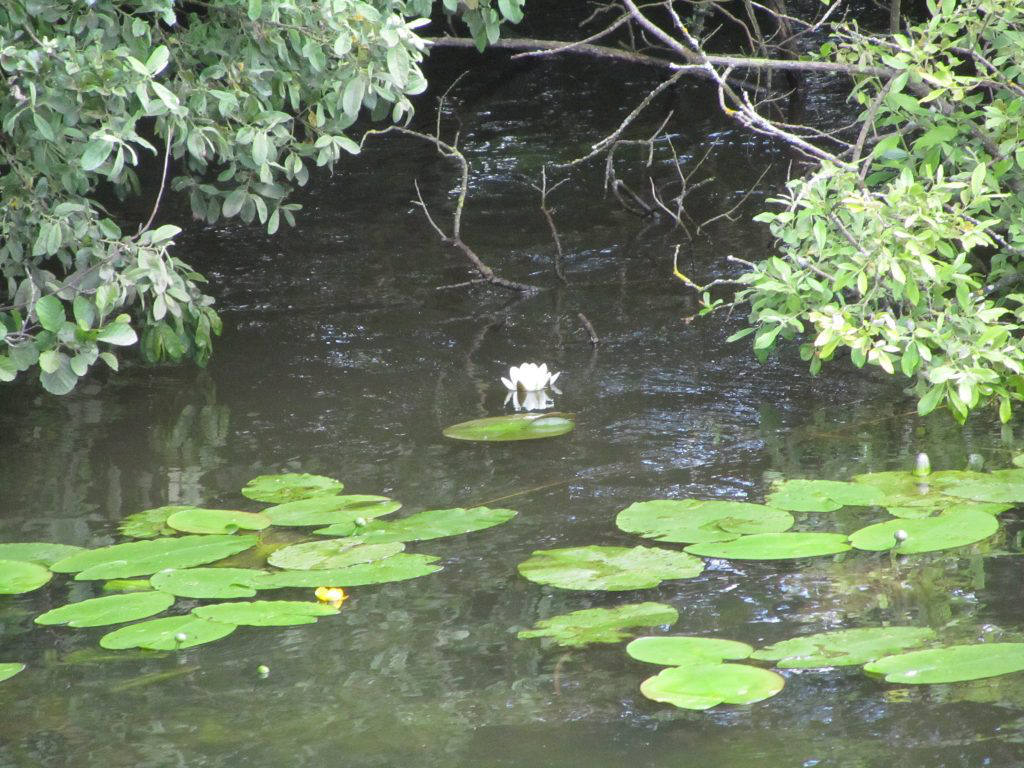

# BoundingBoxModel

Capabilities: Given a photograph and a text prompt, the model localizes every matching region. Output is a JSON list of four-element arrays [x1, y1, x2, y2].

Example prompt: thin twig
[[139, 125, 174, 234], [578, 312, 599, 344]]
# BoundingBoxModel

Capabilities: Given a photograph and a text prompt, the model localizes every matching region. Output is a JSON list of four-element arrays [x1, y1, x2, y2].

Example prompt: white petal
[[549, 371, 561, 385], [501, 377, 515, 391]]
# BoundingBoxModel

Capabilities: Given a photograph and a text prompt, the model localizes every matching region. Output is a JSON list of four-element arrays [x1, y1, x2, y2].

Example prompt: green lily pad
[[442, 413, 575, 442], [50, 535, 260, 580], [864, 643, 1024, 684], [684, 532, 851, 560], [192, 600, 338, 626], [849, 509, 998, 553], [930, 469, 1024, 504], [0, 543, 85, 566], [165, 508, 271, 535], [0, 559, 52, 594], [615, 500, 793, 544], [118, 506, 192, 538], [517, 545, 704, 591], [851, 471, 969, 514], [252, 554, 442, 588], [751, 627, 936, 668], [626, 636, 753, 666], [242, 473, 343, 503], [267, 540, 404, 570], [100, 615, 236, 650], [102, 579, 154, 592], [150, 568, 265, 598], [318, 506, 517, 542], [518, 603, 679, 647], [766, 479, 887, 512], [0, 663, 25, 683], [640, 663, 785, 710], [264, 495, 401, 527], [885, 500, 1011, 519], [35, 592, 175, 628]]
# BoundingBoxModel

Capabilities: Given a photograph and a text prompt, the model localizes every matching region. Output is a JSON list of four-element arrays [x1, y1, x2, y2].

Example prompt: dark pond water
[[2, 44, 1024, 768]]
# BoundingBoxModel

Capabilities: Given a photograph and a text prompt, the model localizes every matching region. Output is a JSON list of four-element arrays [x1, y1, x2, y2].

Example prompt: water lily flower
[[505, 389, 554, 412], [315, 586, 348, 608], [501, 362, 560, 393]]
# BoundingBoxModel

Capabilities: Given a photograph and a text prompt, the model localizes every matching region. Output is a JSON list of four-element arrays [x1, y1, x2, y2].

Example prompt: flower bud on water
[[174, 632, 188, 644], [913, 452, 931, 477], [354, 517, 367, 527], [257, 664, 270, 678], [894, 529, 909, 544]]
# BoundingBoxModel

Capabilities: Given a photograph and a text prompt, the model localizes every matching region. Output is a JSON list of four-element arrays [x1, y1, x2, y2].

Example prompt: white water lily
[[505, 389, 554, 412], [501, 362, 561, 393]]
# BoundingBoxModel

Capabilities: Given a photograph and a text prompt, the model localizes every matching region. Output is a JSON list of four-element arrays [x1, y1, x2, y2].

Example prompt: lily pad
[[150, 568, 264, 598], [851, 471, 967, 514], [518, 603, 679, 647], [100, 615, 236, 650], [848, 509, 998, 553], [0, 663, 25, 683], [0, 559, 52, 594], [318, 506, 517, 542], [193, 600, 338, 626], [267, 540, 404, 570], [684, 532, 851, 560], [766, 479, 887, 512], [864, 643, 1024, 684], [50, 535, 260, 580], [253, 554, 442, 588], [102, 579, 154, 592], [0, 543, 85, 566], [35, 592, 175, 628], [626, 636, 753, 666], [751, 627, 936, 668], [442, 413, 575, 442], [931, 469, 1024, 504], [118, 506, 192, 538], [241, 473, 343, 503], [615, 500, 793, 544], [517, 545, 704, 591], [640, 663, 785, 710], [886, 500, 1011, 519], [165, 508, 271, 535], [264, 495, 401, 527]]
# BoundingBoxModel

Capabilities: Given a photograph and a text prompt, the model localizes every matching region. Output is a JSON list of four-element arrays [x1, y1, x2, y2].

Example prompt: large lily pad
[[118, 506, 192, 538], [930, 469, 1024, 504], [442, 413, 575, 442], [0, 559, 52, 594], [640, 663, 785, 710], [0, 663, 25, 683], [165, 508, 271, 535], [684, 532, 851, 560], [193, 600, 338, 626], [253, 554, 442, 588], [35, 592, 175, 628], [751, 627, 936, 668], [0, 543, 84, 566], [150, 568, 264, 598], [848, 509, 998, 554], [517, 545, 704, 591], [766, 479, 887, 512], [50, 535, 260, 580], [864, 643, 1024, 684], [100, 615, 236, 650], [885, 500, 1011, 519], [626, 636, 753, 666], [615, 500, 793, 544], [851, 471, 968, 514], [318, 506, 517, 542], [241, 473, 343, 503], [267, 540, 404, 570], [264, 495, 401, 527], [518, 603, 679, 647]]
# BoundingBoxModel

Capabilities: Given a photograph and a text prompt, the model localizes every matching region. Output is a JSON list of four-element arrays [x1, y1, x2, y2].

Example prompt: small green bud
[[257, 664, 270, 677], [913, 452, 931, 477]]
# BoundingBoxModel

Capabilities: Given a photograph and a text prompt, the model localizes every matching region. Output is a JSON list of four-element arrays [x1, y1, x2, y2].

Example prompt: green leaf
[[684, 532, 852, 560], [864, 643, 1024, 684], [267, 540, 403, 570], [518, 603, 679, 647], [317, 506, 516, 542], [51, 535, 260, 580], [0, 559, 52, 594], [100, 615, 236, 650], [192, 600, 337, 626], [442, 413, 575, 442], [765, 479, 886, 512], [0, 542, 85, 566], [0, 664, 25, 683], [34, 295, 65, 332], [626, 636, 753, 666], [35, 592, 175, 628], [165, 508, 271, 535], [848, 509, 999, 553], [752, 627, 936, 668], [252, 553, 442, 588], [150, 567, 263, 598], [247, 0, 262, 19], [517, 545, 704, 591], [72, 296, 96, 330], [615, 499, 793, 544], [145, 45, 170, 75], [97, 322, 138, 346], [81, 139, 114, 171], [342, 75, 365, 119], [264, 495, 400, 527], [242, 473, 343, 503], [640, 663, 785, 710], [119, 506, 192, 538]]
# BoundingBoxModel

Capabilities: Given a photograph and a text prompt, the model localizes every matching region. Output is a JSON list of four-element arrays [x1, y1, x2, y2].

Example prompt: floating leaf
[[864, 643, 1024, 684], [267, 540, 403, 570], [150, 568, 264, 598], [640, 663, 785, 710], [931, 469, 1024, 504], [193, 600, 337, 626], [684, 532, 851, 560], [0, 543, 84, 566], [851, 471, 969, 514], [264, 495, 401, 527], [886, 500, 1011, 519], [252, 554, 442, 588], [118, 506, 192, 538], [616, 500, 793, 544], [626, 636, 753, 666], [766, 479, 886, 512], [102, 579, 153, 592], [100, 615, 236, 650], [0, 559, 52, 594], [318, 506, 517, 542], [51, 535, 259, 580], [241, 473, 343, 503], [442, 413, 575, 442], [518, 603, 679, 647], [848, 509, 998, 553], [517, 545, 704, 591], [0, 663, 25, 683], [751, 627, 936, 668], [35, 592, 175, 628], [165, 508, 271, 535]]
